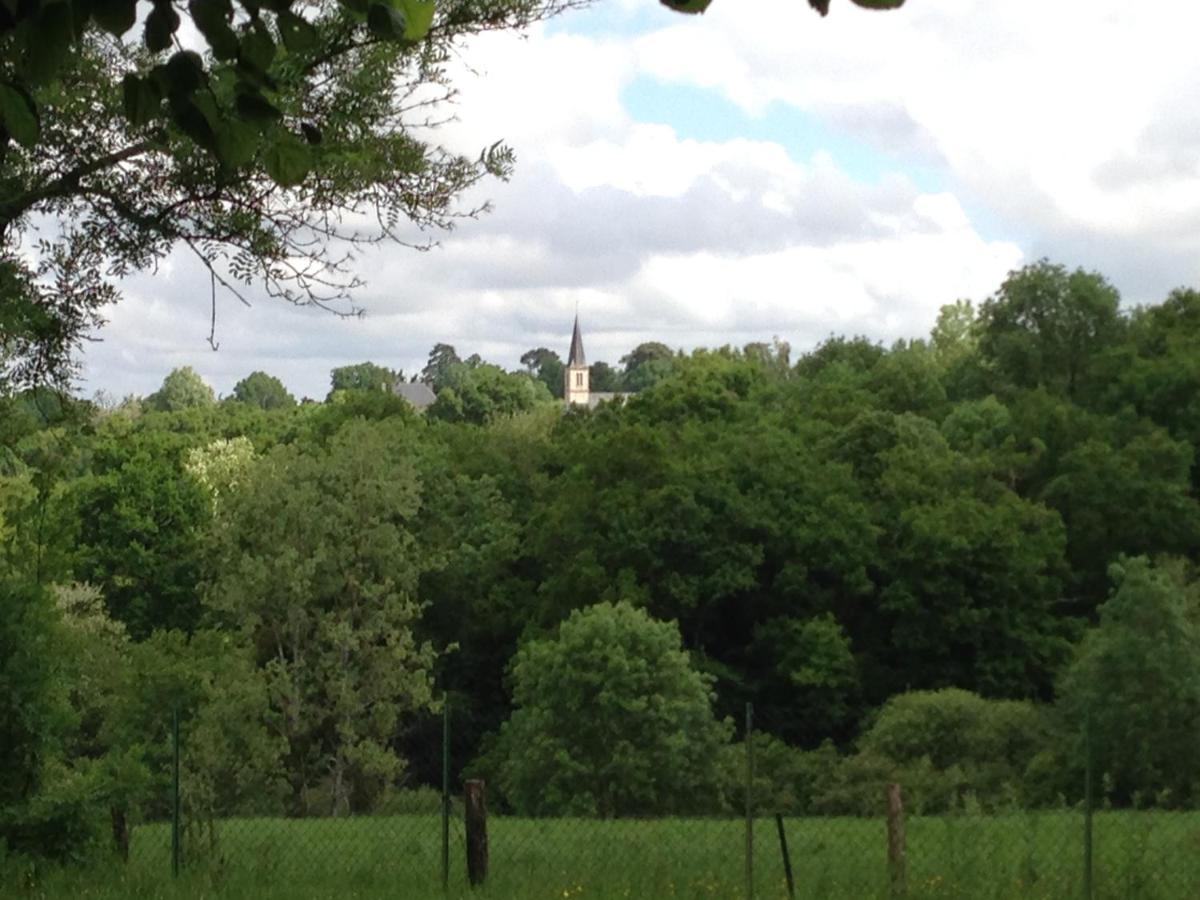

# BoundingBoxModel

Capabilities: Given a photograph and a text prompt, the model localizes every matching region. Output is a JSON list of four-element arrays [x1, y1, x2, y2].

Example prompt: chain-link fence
[[116, 705, 1200, 899]]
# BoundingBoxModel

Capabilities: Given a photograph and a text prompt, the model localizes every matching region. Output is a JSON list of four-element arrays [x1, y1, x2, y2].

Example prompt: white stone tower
[[564, 313, 589, 406]]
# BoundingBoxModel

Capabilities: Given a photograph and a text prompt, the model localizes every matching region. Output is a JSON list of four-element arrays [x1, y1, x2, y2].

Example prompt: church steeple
[[564, 313, 590, 406], [567, 313, 586, 367]]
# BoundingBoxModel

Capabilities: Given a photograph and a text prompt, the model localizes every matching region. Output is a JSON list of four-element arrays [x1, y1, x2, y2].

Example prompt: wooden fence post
[[887, 782, 906, 898], [465, 779, 489, 887]]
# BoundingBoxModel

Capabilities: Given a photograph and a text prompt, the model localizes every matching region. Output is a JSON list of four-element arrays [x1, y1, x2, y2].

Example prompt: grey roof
[[567, 314, 586, 367], [393, 381, 437, 410], [587, 392, 625, 409]]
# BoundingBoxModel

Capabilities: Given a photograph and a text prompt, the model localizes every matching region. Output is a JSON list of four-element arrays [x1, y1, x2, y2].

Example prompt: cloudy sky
[[81, 0, 1200, 400]]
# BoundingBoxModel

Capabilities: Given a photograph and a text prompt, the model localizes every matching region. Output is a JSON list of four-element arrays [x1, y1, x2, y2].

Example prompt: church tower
[[564, 313, 589, 406]]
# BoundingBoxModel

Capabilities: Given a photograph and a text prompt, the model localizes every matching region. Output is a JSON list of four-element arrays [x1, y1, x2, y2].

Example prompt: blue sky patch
[[547, 3, 678, 40], [622, 75, 947, 194]]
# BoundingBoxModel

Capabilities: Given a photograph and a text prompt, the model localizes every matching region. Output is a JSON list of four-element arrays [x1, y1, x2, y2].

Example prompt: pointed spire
[[567, 312, 586, 367]]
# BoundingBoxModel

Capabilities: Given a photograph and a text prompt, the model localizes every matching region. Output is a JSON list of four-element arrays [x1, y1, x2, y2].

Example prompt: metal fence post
[[442, 697, 450, 891], [171, 706, 181, 878], [1083, 710, 1093, 900], [745, 702, 754, 900], [887, 783, 906, 898]]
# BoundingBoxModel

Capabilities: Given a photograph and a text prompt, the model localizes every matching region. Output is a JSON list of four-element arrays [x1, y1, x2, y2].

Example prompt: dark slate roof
[[567, 313, 586, 367], [393, 381, 437, 410]]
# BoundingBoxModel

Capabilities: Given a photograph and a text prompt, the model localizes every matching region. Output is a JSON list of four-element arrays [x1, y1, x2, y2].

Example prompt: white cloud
[[83, 1, 1200, 398], [635, 1, 1200, 251]]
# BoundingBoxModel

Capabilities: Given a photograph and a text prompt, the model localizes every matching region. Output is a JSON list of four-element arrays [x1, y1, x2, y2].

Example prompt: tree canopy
[[146, 366, 215, 412], [7, 259, 1200, 864], [490, 600, 731, 816], [232, 370, 295, 409]]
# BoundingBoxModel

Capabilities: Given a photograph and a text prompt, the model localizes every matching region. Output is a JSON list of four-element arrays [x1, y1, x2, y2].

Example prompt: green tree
[[1115, 288, 1200, 488], [146, 366, 215, 412], [185, 436, 257, 511], [619, 341, 675, 392], [426, 362, 553, 425], [420, 343, 462, 390], [0, 581, 83, 859], [1056, 558, 1200, 806], [750, 614, 860, 746], [68, 426, 210, 636], [1042, 431, 1200, 606], [95, 629, 288, 836], [795, 335, 884, 379], [232, 371, 295, 410], [589, 360, 621, 392], [44, 583, 284, 854], [930, 300, 978, 368], [520, 347, 564, 399], [490, 601, 731, 816], [844, 412, 1070, 700], [328, 361, 399, 396], [977, 261, 1124, 402], [840, 688, 1049, 813], [740, 338, 792, 379], [868, 341, 947, 417], [205, 420, 437, 815]]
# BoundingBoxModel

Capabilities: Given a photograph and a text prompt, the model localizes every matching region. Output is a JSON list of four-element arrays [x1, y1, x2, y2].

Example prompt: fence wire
[[115, 709, 1200, 900]]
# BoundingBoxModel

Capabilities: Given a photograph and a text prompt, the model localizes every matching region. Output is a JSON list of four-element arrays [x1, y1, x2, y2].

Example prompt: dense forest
[[5, 260, 1200, 861]]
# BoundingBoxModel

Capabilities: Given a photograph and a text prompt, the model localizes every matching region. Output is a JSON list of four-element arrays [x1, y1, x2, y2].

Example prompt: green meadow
[[16, 810, 1200, 900]]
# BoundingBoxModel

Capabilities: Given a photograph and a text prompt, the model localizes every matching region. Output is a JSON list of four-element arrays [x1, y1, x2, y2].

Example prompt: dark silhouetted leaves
[[121, 74, 162, 127], [658, 0, 712, 13], [144, 3, 181, 54], [367, 2, 406, 40], [91, 0, 138, 36], [165, 50, 207, 96], [0, 83, 38, 148], [169, 95, 219, 153], [216, 118, 260, 168], [23, 1, 74, 84], [239, 20, 276, 72], [235, 91, 282, 123], [278, 9, 318, 52], [264, 131, 311, 186], [189, 0, 239, 61]]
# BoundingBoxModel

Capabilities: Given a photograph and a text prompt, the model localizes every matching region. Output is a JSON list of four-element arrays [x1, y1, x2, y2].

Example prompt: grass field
[[14, 810, 1200, 899]]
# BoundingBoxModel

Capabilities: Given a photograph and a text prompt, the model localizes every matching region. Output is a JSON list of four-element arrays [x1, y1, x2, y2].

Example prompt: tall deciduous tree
[[68, 426, 210, 636], [589, 360, 621, 392], [204, 420, 437, 815], [1056, 558, 1200, 807], [842, 411, 1071, 699], [977, 261, 1125, 402], [232, 371, 295, 410], [520, 347, 564, 399], [0, 582, 79, 859], [146, 366, 216, 412], [328, 361, 399, 395], [619, 341, 675, 392], [491, 601, 731, 816]]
